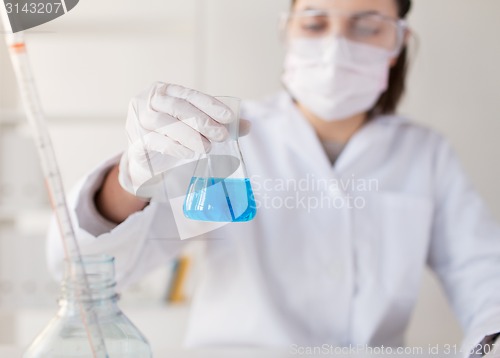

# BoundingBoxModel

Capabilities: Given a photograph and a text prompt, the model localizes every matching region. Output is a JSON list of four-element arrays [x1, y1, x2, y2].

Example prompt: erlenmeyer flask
[[183, 96, 257, 222]]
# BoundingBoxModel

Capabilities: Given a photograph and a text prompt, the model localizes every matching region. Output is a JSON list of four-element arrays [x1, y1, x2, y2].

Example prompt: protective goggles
[[281, 9, 408, 56]]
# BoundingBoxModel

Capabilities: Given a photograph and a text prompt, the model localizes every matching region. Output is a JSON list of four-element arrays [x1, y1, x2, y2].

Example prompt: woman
[[48, 0, 500, 356]]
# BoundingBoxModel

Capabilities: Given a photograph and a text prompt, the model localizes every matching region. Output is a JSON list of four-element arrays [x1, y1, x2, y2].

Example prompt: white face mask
[[282, 37, 393, 122]]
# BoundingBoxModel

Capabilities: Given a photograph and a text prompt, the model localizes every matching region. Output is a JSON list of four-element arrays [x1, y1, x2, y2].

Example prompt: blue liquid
[[183, 177, 257, 222]]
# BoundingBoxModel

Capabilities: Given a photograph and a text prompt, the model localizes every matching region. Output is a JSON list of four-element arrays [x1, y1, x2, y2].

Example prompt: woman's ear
[[403, 27, 411, 46], [390, 28, 411, 67]]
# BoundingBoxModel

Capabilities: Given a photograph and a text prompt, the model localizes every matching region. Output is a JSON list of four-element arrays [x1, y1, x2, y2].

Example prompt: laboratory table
[[0, 346, 462, 357]]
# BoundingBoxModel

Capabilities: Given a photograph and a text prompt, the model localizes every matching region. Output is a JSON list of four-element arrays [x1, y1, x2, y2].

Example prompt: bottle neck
[[59, 255, 120, 314]]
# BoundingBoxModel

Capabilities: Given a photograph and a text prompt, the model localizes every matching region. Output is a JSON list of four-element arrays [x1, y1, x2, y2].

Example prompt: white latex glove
[[118, 82, 250, 196]]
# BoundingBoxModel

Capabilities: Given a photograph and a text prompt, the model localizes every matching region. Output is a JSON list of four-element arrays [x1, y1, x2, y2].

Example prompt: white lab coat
[[47, 92, 500, 356]]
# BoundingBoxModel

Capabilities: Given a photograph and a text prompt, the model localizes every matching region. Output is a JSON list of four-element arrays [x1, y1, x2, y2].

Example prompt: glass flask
[[24, 255, 152, 358], [183, 96, 257, 223]]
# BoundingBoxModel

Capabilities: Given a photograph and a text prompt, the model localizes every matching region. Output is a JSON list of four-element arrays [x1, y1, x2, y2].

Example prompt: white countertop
[[0, 346, 460, 357]]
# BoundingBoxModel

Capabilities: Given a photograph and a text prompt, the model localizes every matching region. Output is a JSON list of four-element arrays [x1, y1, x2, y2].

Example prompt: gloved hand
[[118, 82, 250, 196]]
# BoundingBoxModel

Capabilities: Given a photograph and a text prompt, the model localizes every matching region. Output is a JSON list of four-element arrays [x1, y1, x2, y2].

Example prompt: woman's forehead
[[293, 0, 399, 18]]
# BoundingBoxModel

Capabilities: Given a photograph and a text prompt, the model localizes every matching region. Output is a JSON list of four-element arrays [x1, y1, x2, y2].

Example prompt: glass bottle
[[183, 96, 257, 223], [24, 255, 152, 358]]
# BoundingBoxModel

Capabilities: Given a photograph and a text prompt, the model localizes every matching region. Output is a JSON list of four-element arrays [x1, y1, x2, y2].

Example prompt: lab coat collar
[[277, 91, 408, 176]]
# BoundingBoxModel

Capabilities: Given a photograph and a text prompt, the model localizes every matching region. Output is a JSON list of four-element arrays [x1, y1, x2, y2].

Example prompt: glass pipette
[[0, 10, 109, 358]]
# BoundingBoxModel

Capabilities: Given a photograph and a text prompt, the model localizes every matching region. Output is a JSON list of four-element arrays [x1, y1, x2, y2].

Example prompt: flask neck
[[209, 139, 240, 154], [59, 255, 120, 314], [198, 140, 248, 179]]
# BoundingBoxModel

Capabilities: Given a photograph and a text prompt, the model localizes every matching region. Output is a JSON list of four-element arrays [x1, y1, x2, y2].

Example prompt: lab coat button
[[328, 186, 343, 199], [328, 263, 343, 280]]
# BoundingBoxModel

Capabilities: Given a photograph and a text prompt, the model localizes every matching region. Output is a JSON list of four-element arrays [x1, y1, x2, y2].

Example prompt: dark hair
[[290, 0, 412, 117]]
